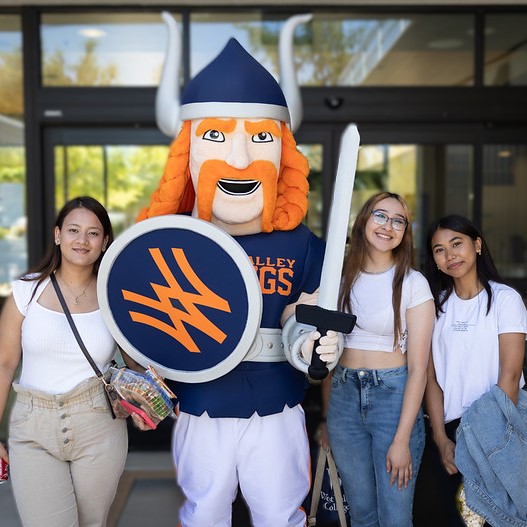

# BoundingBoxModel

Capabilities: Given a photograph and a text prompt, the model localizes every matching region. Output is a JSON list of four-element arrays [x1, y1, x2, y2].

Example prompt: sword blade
[[317, 124, 360, 311]]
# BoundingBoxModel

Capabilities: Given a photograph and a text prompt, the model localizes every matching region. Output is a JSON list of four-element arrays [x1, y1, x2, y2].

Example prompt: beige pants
[[9, 377, 128, 527]]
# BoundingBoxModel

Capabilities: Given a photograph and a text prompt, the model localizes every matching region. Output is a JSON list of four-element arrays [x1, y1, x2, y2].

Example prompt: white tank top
[[12, 276, 116, 394]]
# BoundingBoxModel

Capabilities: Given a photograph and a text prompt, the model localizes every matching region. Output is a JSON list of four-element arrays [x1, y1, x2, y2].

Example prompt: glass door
[[43, 124, 527, 296], [297, 123, 475, 270], [43, 127, 171, 240]]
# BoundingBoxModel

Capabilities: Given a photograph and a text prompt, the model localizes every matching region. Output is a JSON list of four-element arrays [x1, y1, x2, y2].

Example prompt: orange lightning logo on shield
[[121, 247, 231, 353]]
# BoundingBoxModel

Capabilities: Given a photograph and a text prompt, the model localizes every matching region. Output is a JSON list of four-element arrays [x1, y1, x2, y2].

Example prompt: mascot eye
[[252, 132, 273, 143], [203, 129, 225, 142]]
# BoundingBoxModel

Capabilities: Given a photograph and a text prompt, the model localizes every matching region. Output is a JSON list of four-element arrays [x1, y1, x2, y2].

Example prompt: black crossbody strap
[[50, 273, 104, 379]]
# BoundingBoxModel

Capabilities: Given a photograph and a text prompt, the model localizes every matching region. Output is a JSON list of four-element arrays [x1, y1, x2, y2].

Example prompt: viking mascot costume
[[117, 14, 343, 527]]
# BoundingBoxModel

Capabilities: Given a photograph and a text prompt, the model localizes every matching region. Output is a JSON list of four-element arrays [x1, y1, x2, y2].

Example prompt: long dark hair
[[23, 196, 113, 291], [338, 191, 414, 347], [424, 214, 503, 316]]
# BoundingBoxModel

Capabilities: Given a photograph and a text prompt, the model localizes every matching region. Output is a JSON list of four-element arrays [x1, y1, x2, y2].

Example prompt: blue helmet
[[180, 38, 290, 125]]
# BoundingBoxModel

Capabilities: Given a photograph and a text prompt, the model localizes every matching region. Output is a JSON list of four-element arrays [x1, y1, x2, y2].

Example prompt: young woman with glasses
[[320, 191, 435, 527], [423, 214, 527, 526]]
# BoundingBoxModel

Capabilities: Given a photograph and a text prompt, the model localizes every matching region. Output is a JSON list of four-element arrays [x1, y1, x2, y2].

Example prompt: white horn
[[279, 13, 312, 133], [156, 11, 182, 138]]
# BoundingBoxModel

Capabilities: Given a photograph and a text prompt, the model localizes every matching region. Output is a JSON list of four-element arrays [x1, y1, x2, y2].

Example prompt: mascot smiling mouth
[[217, 178, 262, 196]]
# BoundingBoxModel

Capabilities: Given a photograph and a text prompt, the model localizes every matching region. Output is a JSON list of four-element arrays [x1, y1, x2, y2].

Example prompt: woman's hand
[[386, 439, 413, 490], [0, 441, 9, 463], [315, 420, 331, 451], [436, 436, 458, 475], [130, 413, 155, 432]]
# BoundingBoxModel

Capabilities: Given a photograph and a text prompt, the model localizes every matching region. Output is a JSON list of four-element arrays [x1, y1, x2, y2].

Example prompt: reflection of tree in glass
[[106, 146, 169, 222], [55, 145, 169, 232], [43, 39, 117, 86], [0, 148, 25, 184], [239, 18, 359, 86], [0, 48, 23, 115], [298, 144, 323, 236], [355, 170, 386, 190]]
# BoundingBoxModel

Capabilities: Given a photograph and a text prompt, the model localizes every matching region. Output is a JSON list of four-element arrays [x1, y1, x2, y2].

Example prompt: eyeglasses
[[370, 210, 408, 231]]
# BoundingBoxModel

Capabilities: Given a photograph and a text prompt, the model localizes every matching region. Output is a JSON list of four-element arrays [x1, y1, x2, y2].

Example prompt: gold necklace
[[59, 274, 94, 305]]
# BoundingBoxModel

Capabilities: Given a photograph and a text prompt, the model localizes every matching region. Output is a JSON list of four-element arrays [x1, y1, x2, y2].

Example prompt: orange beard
[[196, 159, 279, 232]]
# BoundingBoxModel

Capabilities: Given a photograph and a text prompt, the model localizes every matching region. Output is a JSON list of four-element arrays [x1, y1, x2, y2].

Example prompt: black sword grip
[[308, 334, 329, 380], [295, 304, 357, 381]]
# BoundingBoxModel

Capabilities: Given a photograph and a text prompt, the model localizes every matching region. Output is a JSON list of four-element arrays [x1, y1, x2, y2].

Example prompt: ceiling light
[[79, 28, 107, 39]]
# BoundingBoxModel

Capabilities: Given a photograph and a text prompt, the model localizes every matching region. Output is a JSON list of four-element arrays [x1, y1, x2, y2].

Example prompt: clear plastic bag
[[108, 365, 176, 429]]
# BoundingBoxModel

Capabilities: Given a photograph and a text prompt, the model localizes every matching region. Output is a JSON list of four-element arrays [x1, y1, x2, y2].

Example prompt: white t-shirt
[[343, 266, 433, 353], [432, 281, 527, 423], [12, 276, 116, 394]]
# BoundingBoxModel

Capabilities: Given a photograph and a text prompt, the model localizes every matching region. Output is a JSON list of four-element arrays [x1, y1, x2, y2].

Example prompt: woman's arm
[[0, 295, 24, 463], [387, 299, 434, 490], [424, 353, 458, 475], [120, 350, 146, 373], [497, 332, 525, 405], [317, 372, 332, 451]]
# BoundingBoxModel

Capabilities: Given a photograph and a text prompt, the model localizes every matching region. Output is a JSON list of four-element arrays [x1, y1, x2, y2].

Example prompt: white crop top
[[343, 266, 433, 353], [12, 276, 116, 394]]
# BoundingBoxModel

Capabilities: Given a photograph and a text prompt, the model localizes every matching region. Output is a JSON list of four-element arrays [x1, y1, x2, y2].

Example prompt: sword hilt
[[295, 304, 356, 380]]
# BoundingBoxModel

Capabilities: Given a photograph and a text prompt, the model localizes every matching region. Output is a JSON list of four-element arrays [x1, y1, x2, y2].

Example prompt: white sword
[[296, 123, 360, 379], [318, 123, 360, 310]]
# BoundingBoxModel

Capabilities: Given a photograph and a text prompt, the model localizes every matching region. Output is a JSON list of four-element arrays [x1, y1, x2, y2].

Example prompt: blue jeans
[[327, 365, 425, 527]]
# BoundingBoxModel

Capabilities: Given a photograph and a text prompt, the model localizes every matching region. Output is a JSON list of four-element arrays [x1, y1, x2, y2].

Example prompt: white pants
[[173, 404, 310, 527]]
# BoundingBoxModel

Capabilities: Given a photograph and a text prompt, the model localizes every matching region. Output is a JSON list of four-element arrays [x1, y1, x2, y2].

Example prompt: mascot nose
[[226, 133, 250, 169]]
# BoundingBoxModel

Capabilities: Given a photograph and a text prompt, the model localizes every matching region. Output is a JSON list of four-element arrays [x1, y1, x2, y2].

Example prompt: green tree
[[0, 47, 23, 115], [241, 18, 360, 86], [55, 144, 170, 229], [43, 39, 118, 86], [43, 49, 73, 86], [0, 147, 25, 184]]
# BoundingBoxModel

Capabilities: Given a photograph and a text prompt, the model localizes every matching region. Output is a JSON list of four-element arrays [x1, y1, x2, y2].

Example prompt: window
[[298, 13, 475, 86], [357, 143, 473, 263], [299, 143, 323, 237], [54, 143, 170, 236], [190, 11, 287, 79], [482, 144, 527, 282], [484, 14, 527, 86], [0, 14, 25, 296], [190, 11, 474, 87], [41, 13, 180, 87]]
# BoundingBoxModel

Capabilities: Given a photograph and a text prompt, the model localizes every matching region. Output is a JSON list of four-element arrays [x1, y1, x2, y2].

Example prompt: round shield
[[97, 215, 262, 383]]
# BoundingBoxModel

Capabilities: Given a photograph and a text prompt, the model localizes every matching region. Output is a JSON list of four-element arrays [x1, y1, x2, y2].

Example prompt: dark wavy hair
[[23, 196, 113, 293], [424, 214, 504, 317]]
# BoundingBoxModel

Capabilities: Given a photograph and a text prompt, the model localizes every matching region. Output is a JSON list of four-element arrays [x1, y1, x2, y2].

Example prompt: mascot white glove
[[282, 315, 343, 375], [301, 330, 340, 363]]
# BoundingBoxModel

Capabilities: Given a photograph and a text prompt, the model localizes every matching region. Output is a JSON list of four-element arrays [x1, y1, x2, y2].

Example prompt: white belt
[[243, 328, 286, 362]]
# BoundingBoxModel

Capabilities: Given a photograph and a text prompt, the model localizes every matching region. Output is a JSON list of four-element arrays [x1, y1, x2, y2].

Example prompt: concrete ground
[[0, 451, 184, 527], [0, 445, 480, 527]]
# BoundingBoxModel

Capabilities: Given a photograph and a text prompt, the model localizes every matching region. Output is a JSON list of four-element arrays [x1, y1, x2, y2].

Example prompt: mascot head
[[138, 38, 310, 235]]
